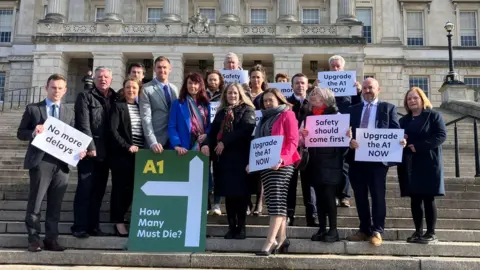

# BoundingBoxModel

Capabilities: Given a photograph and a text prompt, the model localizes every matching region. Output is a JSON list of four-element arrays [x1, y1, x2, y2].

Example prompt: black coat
[[74, 87, 118, 161], [206, 103, 256, 197], [110, 101, 145, 168], [397, 109, 447, 197], [301, 106, 348, 186]]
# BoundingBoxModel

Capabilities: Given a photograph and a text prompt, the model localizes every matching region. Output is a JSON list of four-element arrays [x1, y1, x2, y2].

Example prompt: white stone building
[[0, 0, 480, 106]]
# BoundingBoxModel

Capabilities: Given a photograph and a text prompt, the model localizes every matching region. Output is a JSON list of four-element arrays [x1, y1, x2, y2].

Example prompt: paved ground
[[0, 267, 238, 270]]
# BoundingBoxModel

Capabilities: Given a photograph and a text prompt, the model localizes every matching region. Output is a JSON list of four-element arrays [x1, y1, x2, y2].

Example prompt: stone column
[[213, 53, 243, 70], [273, 54, 303, 78], [337, 0, 358, 23], [161, 0, 182, 23], [68, 0, 85, 22], [15, 0, 35, 43], [41, 0, 69, 23], [99, 0, 123, 22], [218, 0, 241, 23], [278, 0, 298, 22], [153, 53, 184, 89], [31, 52, 70, 99], [92, 52, 127, 91]]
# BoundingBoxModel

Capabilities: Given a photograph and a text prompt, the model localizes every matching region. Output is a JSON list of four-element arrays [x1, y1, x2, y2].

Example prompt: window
[[0, 10, 13, 43], [406, 11, 424, 46], [364, 74, 375, 80], [302, 8, 320, 24], [250, 9, 267, 24], [95, 7, 105, 21], [199, 8, 215, 22], [460, 12, 477, 47], [44, 5, 48, 19], [464, 77, 480, 101], [147, 8, 163, 23], [357, 9, 372, 43], [409, 76, 429, 96], [0, 72, 5, 102]]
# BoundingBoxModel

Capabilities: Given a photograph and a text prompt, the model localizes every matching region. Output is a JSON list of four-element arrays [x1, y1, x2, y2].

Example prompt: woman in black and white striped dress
[[110, 77, 145, 237], [249, 88, 301, 256]]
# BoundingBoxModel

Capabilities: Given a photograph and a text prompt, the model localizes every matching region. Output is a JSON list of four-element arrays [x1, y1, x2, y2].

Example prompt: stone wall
[[8, 60, 33, 103]]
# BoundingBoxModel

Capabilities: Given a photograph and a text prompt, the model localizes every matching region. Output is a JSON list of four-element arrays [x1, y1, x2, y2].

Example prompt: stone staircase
[[0, 107, 479, 269]]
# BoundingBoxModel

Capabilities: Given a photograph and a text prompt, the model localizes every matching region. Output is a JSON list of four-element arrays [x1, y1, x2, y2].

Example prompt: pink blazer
[[271, 110, 301, 167]]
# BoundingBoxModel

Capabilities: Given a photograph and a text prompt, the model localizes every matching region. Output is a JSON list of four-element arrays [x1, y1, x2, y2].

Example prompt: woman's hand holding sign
[[129, 145, 139, 153], [271, 159, 283, 171], [174, 146, 188, 156], [300, 128, 308, 138], [201, 145, 210, 156]]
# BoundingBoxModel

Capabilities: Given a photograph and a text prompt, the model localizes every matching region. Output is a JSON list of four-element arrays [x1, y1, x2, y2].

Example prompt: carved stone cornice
[[365, 58, 405, 65], [365, 58, 480, 67], [32, 35, 367, 46], [8, 55, 34, 62]]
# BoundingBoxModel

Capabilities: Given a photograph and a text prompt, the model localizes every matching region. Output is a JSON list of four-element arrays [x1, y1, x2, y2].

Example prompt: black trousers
[[337, 161, 351, 199], [26, 155, 69, 243], [110, 159, 135, 224], [349, 162, 388, 235], [313, 183, 338, 231], [225, 196, 249, 230], [286, 170, 317, 220], [72, 158, 110, 233], [411, 195, 437, 234]]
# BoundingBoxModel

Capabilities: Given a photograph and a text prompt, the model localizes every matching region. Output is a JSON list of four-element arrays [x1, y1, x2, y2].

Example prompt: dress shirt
[[360, 98, 378, 129]]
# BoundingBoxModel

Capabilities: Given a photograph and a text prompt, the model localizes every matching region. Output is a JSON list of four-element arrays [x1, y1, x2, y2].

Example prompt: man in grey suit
[[139, 56, 179, 153], [17, 74, 86, 252]]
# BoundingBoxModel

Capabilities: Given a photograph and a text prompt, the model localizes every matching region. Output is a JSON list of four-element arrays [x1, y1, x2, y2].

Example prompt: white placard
[[220, 70, 249, 84], [31, 117, 92, 167], [318, 71, 357, 97], [252, 110, 263, 136], [354, 128, 405, 163], [210, 101, 220, 123], [305, 114, 350, 147], [268, 82, 293, 97], [248, 135, 284, 172]]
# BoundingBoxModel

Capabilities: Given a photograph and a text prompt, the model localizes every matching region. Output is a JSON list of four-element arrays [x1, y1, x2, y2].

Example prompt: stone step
[[2, 221, 480, 243]]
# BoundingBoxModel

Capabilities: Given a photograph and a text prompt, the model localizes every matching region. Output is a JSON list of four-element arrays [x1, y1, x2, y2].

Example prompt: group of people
[[17, 52, 447, 255]]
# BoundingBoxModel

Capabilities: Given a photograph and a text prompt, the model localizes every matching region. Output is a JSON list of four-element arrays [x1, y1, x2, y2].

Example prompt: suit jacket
[[139, 80, 179, 147], [168, 99, 211, 150], [17, 100, 75, 170], [347, 100, 400, 166]]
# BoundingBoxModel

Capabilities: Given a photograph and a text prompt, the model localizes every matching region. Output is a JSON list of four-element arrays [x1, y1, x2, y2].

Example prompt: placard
[[318, 71, 357, 97], [220, 70, 249, 84], [248, 136, 284, 172], [354, 129, 405, 162], [210, 101, 220, 123], [31, 117, 92, 167], [268, 82, 293, 97], [252, 110, 262, 136], [128, 150, 208, 252], [305, 114, 350, 147]]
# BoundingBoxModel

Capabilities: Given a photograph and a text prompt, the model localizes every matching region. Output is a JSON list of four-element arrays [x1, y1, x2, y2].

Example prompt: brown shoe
[[347, 231, 369, 241], [27, 242, 42, 252], [43, 239, 66, 252], [370, 232, 383, 246]]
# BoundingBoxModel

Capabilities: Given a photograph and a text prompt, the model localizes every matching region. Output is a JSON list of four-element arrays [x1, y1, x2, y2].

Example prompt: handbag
[[296, 120, 309, 171]]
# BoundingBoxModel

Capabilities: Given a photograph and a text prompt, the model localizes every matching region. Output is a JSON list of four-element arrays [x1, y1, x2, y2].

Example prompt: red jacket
[[271, 110, 301, 167]]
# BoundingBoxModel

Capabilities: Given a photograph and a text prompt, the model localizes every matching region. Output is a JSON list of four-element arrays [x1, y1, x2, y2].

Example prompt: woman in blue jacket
[[168, 72, 211, 155]]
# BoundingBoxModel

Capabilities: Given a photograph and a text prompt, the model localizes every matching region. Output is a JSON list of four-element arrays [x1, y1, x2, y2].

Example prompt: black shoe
[[43, 239, 66, 252], [88, 228, 110, 237], [234, 227, 246, 240], [322, 229, 340, 242], [276, 238, 290, 254], [306, 219, 319, 227], [72, 230, 89, 238], [418, 232, 438, 244], [27, 242, 42, 252], [287, 216, 295, 226], [224, 229, 235, 239], [255, 243, 278, 256], [406, 231, 422, 243], [114, 224, 129, 237], [311, 229, 327, 241]]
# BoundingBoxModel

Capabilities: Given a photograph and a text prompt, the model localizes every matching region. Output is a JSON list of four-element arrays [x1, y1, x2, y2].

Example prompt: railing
[[0, 87, 43, 112], [397, 111, 480, 178]]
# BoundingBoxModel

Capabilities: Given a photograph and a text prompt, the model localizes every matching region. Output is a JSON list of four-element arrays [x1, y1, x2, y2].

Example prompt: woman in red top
[[249, 88, 300, 256]]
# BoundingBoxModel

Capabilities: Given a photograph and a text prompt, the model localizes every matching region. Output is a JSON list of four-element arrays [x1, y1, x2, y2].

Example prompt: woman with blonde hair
[[397, 87, 447, 244], [202, 83, 256, 239]]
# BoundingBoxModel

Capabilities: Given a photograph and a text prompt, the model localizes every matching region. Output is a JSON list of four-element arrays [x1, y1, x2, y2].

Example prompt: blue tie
[[163, 84, 172, 107]]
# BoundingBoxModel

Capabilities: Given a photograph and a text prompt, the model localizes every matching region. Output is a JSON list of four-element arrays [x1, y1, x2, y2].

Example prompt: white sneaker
[[210, 204, 222, 216]]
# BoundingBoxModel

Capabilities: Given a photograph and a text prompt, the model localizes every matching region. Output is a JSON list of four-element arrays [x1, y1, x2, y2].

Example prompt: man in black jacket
[[286, 73, 318, 227], [71, 66, 118, 238]]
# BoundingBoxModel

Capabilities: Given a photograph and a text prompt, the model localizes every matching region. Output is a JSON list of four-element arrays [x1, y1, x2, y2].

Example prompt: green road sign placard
[[128, 150, 208, 252]]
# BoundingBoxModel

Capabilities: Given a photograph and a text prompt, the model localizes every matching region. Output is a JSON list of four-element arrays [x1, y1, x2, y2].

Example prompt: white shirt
[[360, 99, 378, 129]]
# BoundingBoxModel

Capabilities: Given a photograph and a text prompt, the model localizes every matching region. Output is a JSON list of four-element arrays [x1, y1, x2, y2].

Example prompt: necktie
[[163, 84, 172, 107], [51, 104, 57, 118], [360, 103, 371, 128]]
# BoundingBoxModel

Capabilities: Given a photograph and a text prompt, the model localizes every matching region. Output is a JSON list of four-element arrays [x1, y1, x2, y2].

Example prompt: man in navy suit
[[346, 78, 405, 246]]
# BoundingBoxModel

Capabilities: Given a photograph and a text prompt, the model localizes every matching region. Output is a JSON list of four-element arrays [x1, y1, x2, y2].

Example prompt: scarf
[[312, 104, 327, 115], [217, 105, 235, 141], [255, 104, 289, 138], [186, 95, 208, 150]]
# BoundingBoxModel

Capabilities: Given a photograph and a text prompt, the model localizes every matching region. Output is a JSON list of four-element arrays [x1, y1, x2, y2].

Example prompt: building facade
[[0, 0, 480, 106]]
